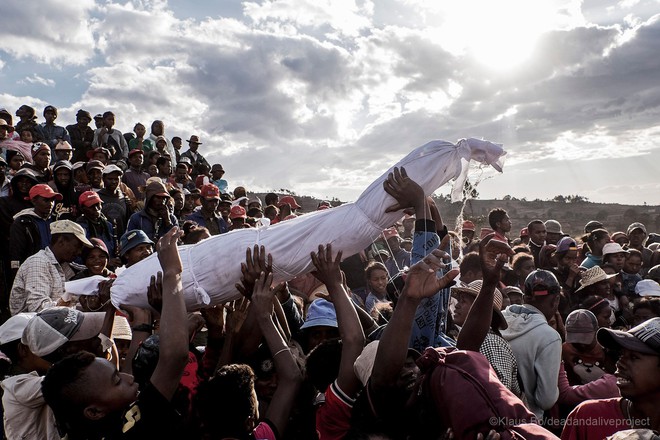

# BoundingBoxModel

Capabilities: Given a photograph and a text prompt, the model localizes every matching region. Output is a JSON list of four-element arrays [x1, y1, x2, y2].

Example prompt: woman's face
[[593, 234, 611, 254], [85, 248, 108, 275], [368, 269, 388, 296], [596, 305, 613, 328]]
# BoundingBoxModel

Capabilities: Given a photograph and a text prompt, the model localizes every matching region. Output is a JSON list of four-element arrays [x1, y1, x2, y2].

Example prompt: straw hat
[[451, 280, 507, 329], [576, 266, 616, 292]]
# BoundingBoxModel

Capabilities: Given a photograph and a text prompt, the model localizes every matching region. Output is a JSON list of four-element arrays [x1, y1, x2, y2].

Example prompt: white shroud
[[111, 138, 506, 310]]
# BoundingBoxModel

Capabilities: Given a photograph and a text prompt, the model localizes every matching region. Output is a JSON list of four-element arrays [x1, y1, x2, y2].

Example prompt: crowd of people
[[0, 104, 659, 440]]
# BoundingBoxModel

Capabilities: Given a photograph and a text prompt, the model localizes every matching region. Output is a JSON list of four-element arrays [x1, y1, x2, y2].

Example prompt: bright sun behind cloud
[[435, 0, 567, 70]]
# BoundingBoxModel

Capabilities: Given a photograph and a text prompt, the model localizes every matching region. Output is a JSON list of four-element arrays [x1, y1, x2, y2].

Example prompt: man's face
[[77, 116, 91, 127], [462, 229, 475, 243], [396, 355, 420, 394], [14, 176, 33, 195], [452, 292, 475, 326], [88, 169, 103, 187], [545, 232, 562, 246], [134, 125, 146, 138], [103, 115, 115, 129], [219, 202, 231, 218], [615, 348, 660, 399], [201, 197, 219, 213], [529, 223, 547, 244], [175, 167, 188, 181], [0, 127, 7, 140], [93, 152, 108, 163], [149, 195, 168, 210], [368, 269, 388, 295], [103, 172, 121, 192], [94, 118, 104, 129], [125, 243, 153, 266], [173, 193, 185, 211], [158, 160, 171, 176], [129, 153, 143, 168], [55, 168, 71, 186], [498, 215, 512, 233], [629, 229, 646, 247], [211, 169, 224, 180], [34, 149, 51, 168], [172, 138, 182, 150], [189, 142, 199, 152], [55, 150, 72, 162], [32, 195, 55, 218], [558, 250, 578, 269], [44, 110, 57, 124], [81, 358, 139, 418], [59, 235, 85, 262], [82, 202, 102, 221]]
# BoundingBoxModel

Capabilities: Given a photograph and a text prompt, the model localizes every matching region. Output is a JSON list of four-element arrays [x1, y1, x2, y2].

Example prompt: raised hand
[[235, 245, 273, 298], [156, 227, 184, 275], [383, 167, 425, 213], [225, 297, 250, 335], [251, 271, 275, 319], [147, 272, 163, 313], [479, 233, 511, 286], [310, 244, 343, 289], [402, 249, 459, 299]]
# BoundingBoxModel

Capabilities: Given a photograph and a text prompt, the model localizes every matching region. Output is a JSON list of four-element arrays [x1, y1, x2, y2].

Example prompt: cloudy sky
[[2, 0, 659, 205]]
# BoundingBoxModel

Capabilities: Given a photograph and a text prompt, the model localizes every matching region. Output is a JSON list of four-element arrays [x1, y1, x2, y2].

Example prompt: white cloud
[[18, 74, 56, 87], [0, 0, 96, 65]]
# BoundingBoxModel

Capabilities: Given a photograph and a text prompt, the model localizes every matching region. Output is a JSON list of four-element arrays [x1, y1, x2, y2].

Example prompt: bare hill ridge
[[253, 192, 660, 238]]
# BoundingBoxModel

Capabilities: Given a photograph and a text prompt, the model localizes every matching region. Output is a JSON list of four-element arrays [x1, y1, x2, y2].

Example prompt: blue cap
[[300, 299, 338, 330], [119, 230, 154, 257]]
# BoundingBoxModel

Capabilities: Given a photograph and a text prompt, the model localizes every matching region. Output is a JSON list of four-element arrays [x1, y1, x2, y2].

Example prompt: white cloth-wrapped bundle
[[111, 138, 506, 310]]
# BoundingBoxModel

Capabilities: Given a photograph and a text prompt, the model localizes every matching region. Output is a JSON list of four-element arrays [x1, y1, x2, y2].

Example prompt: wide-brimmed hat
[[597, 317, 660, 355], [451, 280, 507, 330], [186, 135, 202, 145], [576, 266, 617, 292], [544, 219, 563, 235]]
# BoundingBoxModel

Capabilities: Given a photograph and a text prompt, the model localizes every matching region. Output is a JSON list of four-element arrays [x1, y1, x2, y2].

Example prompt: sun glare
[[437, 0, 559, 70]]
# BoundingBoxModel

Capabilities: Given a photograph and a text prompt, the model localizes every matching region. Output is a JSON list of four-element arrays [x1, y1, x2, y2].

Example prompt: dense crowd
[[0, 105, 659, 440]]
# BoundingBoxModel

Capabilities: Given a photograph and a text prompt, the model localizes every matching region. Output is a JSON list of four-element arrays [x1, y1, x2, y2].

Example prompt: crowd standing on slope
[[0, 105, 659, 440]]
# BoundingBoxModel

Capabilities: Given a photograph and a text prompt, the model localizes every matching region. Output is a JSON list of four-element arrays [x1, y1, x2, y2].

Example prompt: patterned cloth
[[480, 331, 522, 396]]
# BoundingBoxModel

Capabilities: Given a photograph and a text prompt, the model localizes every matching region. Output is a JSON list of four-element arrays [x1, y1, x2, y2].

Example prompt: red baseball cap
[[25, 184, 63, 201], [462, 220, 476, 232], [200, 183, 220, 200], [278, 195, 301, 210], [382, 227, 400, 240], [520, 227, 529, 238], [230, 205, 247, 219], [79, 191, 102, 207]]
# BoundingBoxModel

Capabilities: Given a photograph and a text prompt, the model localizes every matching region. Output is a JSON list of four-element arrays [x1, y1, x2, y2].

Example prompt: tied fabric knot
[[416, 346, 450, 372], [451, 138, 507, 202], [194, 285, 210, 306]]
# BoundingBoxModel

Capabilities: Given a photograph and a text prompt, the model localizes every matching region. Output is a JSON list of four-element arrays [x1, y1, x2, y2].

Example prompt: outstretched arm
[[311, 244, 365, 397], [149, 227, 189, 400], [370, 251, 458, 391], [457, 234, 510, 351], [252, 271, 303, 436]]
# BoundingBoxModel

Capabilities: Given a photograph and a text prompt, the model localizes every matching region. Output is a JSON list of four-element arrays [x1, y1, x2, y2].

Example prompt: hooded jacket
[[501, 304, 561, 419]]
